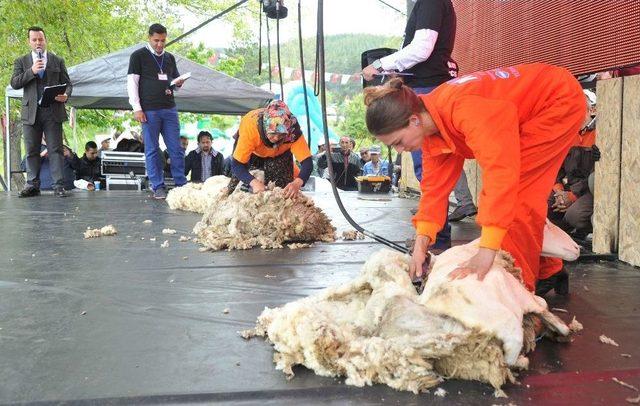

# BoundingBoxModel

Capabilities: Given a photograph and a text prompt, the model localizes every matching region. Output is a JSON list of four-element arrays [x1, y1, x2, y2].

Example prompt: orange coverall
[[413, 63, 586, 290], [234, 109, 311, 178]]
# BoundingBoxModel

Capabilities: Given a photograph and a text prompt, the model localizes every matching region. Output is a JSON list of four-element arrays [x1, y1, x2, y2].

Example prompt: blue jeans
[[142, 107, 187, 190], [412, 86, 451, 250]]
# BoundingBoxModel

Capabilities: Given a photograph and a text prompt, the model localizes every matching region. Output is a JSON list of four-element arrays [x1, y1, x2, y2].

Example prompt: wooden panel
[[400, 152, 420, 192], [618, 75, 640, 266], [592, 78, 623, 254]]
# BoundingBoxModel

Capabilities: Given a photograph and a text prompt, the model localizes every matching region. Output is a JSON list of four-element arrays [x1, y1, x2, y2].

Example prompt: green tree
[[338, 93, 370, 141]]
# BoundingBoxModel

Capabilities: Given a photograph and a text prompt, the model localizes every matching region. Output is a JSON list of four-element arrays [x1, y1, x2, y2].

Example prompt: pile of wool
[[243, 241, 571, 394], [194, 187, 335, 250], [84, 225, 118, 239], [166, 175, 232, 214]]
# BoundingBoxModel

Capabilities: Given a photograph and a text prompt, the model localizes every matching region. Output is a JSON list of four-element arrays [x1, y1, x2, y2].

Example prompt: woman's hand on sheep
[[448, 247, 497, 282], [250, 179, 266, 193], [283, 178, 304, 199], [410, 235, 432, 280]]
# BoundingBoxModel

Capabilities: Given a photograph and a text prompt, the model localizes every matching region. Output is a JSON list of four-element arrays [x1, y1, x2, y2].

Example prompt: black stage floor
[[0, 181, 638, 405]]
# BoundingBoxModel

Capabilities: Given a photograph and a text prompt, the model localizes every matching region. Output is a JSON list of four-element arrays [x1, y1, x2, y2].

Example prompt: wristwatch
[[372, 59, 384, 73]]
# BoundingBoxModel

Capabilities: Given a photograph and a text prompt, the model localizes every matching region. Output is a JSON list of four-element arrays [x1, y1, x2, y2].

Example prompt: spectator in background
[[359, 146, 370, 167], [185, 131, 224, 183], [99, 138, 111, 155], [363, 145, 389, 176], [318, 136, 361, 191], [313, 141, 327, 178], [64, 141, 102, 183], [392, 153, 403, 186], [114, 131, 144, 153], [164, 135, 188, 176], [20, 141, 75, 191], [548, 89, 599, 239], [66, 141, 104, 187]]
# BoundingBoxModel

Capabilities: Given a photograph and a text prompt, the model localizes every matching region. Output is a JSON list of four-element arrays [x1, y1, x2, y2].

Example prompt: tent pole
[[72, 108, 78, 152], [5, 96, 11, 192]]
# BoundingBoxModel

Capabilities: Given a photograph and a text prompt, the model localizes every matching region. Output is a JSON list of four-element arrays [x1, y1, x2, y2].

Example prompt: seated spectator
[[66, 141, 104, 188], [115, 138, 144, 153], [20, 142, 75, 190], [548, 90, 599, 239], [359, 146, 370, 167], [164, 135, 189, 177], [313, 141, 327, 178], [392, 152, 402, 186], [317, 136, 361, 191], [362, 145, 389, 176], [185, 131, 224, 182], [548, 143, 598, 238], [98, 138, 111, 155]]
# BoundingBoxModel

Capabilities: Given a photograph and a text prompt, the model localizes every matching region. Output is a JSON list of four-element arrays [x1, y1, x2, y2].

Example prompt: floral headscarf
[[262, 100, 302, 144]]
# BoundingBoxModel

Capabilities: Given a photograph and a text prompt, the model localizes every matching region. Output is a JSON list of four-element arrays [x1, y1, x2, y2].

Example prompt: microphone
[[36, 48, 43, 60]]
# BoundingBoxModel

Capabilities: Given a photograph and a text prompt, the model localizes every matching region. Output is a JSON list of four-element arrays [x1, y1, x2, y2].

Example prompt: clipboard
[[38, 83, 67, 107]]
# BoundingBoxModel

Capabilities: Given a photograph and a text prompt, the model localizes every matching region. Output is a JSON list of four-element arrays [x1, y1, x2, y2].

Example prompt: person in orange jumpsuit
[[364, 63, 588, 293], [229, 100, 313, 198]]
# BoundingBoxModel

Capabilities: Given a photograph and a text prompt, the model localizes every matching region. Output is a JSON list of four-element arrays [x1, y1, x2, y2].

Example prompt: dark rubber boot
[[535, 269, 569, 297]]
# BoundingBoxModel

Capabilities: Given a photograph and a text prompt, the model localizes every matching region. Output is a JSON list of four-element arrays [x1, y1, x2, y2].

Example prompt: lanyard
[[148, 49, 165, 74]]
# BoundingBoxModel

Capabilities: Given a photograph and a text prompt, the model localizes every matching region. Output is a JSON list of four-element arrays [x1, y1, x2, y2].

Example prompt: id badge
[[158, 73, 168, 81]]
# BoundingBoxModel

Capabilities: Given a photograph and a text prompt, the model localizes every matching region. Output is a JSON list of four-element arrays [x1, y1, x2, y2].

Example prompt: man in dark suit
[[11, 26, 73, 197], [184, 131, 224, 183]]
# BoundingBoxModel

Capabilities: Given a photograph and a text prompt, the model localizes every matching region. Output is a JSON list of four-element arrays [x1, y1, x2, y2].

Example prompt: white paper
[[170, 72, 191, 86]]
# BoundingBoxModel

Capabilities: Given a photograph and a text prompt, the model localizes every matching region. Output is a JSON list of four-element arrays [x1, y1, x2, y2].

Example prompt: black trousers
[[23, 107, 64, 188]]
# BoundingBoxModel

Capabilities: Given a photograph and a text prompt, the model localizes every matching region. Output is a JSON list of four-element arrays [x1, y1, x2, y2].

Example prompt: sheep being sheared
[[166, 175, 232, 214], [194, 187, 335, 250], [167, 175, 335, 250], [243, 241, 572, 394]]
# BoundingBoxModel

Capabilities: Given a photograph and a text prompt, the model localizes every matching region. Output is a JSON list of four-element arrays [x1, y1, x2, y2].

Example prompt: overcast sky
[[181, 0, 408, 48]]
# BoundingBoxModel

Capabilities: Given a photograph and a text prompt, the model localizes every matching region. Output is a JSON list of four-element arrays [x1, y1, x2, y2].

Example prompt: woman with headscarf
[[363, 63, 588, 295], [229, 100, 313, 198]]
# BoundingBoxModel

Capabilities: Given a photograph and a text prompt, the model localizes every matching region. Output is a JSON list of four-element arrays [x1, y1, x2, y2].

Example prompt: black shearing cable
[[315, 0, 408, 255]]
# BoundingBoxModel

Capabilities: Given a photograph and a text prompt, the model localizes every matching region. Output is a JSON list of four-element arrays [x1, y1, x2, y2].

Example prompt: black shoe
[[448, 205, 478, 222], [535, 270, 569, 297], [153, 187, 168, 200], [54, 187, 69, 198], [18, 186, 40, 198]]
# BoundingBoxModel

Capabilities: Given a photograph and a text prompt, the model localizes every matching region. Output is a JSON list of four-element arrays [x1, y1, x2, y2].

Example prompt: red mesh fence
[[451, 0, 640, 75]]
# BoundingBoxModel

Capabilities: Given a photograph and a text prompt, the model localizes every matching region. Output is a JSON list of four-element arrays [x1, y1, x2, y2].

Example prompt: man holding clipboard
[[127, 23, 188, 200], [11, 26, 73, 198]]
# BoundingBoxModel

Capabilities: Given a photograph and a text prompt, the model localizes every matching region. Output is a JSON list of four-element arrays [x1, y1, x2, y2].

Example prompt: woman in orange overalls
[[364, 63, 588, 294]]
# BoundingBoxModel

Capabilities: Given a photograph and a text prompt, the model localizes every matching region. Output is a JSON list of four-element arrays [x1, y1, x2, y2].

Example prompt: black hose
[[313, 29, 321, 96], [266, 16, 273, 91], [275, 4, 285, 99], [316, 0, 408, 254], [297, 0, 312, 146], [258, 1, 263, 75]]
